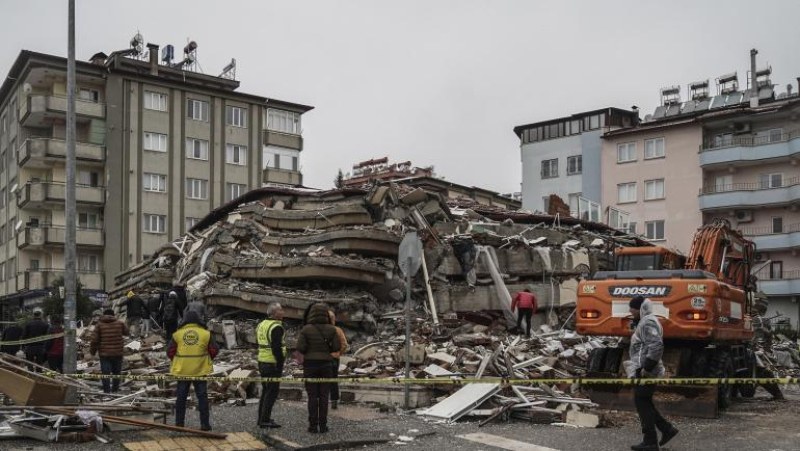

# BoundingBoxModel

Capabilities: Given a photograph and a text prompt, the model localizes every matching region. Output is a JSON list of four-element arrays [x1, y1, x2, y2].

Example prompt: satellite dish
[[130, 33, 144, 54], [184, 41, 198, 54]]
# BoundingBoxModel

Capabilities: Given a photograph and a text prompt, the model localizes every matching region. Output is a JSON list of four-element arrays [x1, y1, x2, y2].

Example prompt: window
[[266, 109, 301, 134], [0, 263, 5, 282], [645, 220, 665, 240], [227, 183, 246, 201], [715, 175, 732, 193], [78, 170, 100, 187], [186, 178, 208, 200], [770, 261, 783, 279], [143, 214, 166, 233], [578, 197, 601, 222], [78, 254, 99, 272], [627, 222, 637, 234], [143, 173, 167, 193], [617, 142, 636, 163], [292, 156, 298, 171], [617, 182, 637, 203], [185, 217, 200, 230], [187, 99, 209, 121], [0, 225, 5, 244], [568, 193, 581, 216], [541, 158, 558, 179], [542, 196, 550, 213], [78, 212, 99, 229], [644, 138, 665, 159], [608, 207, 630, 231], [759, 173, 783, 189], [7, 257, 14, 280], [186, 138, 209, 160], [644, 179, 665, 200], [0, 188, 5, 209], [772, 216, 783, 234], [273, 153, 281, 169], [226, 144, 247, 165], [567, 155, 582, 175], [144, 91, 168, 111], [226, 106, 247, 128], [0, 150, 5, 173], [0, 114, 5, 134], [78, 88, 99, 103], [768, 128, 783, 143], [144, 132, 168, 152], [8, 217, 16, 238], [569, 120, 581, 135]]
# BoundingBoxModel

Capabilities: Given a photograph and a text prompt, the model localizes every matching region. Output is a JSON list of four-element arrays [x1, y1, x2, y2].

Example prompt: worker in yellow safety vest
[[167, 310, 219, 431], [256, 302, 286, 431]]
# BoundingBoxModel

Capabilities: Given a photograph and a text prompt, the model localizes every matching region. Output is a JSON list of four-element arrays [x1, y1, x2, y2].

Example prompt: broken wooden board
[[419, 383, 500, 421], [123, 431, 263, 450]]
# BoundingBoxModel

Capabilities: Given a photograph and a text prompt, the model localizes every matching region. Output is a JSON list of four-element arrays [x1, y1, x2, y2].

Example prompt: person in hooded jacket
[[22, 310, 49, 365], [296, 303, 340, 434], [162, 291, 181, 341], [90, 309, 128, 393], [627, 296, 679, 451], [44, 317, 65, 373], [1, 321, 23, 356]]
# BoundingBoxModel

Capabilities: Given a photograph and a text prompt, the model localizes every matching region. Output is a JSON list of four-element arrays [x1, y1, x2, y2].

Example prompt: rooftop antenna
[[219, 58, 236, 80]]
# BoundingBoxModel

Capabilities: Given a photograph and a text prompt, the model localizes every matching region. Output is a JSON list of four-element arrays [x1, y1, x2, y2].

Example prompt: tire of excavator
[[709, 350, 734, 410]]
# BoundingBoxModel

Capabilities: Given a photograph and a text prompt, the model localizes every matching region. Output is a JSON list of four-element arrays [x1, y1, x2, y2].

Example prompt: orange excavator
[[576, 219, 773, 416]]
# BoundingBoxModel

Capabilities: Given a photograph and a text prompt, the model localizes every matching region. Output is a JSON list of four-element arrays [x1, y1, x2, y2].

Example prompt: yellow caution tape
[[46, 372, 800, 386], [0, 333, 65, 346]]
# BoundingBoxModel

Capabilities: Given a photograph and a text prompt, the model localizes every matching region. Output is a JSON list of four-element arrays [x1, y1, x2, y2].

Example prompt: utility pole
[[63, 0, 78, 377]]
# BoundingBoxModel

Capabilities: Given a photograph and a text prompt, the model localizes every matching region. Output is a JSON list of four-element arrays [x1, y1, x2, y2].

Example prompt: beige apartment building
[[0, 44, 311, 312], [602, 61, 800, 329]]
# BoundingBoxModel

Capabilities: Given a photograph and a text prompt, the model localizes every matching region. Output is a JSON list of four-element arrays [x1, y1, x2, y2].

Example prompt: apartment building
[[513, 108, 639, 217], [0, 41, 312, 311]]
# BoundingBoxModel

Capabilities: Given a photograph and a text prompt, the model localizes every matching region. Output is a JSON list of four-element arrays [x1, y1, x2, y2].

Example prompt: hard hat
[[127, 290, 135, 298], [168, 291, 178, 297]]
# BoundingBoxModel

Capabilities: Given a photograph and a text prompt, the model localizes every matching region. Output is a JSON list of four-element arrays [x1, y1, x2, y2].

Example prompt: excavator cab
[[615, 246, 686, 271]]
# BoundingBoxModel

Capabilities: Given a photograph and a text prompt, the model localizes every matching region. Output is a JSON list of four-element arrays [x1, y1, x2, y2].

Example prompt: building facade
[[0, 45, 312, 311], [513, 108, 638, 217]]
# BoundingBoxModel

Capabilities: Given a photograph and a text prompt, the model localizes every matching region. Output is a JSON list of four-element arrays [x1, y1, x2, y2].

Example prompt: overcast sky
[[3, 1, 800, 194]]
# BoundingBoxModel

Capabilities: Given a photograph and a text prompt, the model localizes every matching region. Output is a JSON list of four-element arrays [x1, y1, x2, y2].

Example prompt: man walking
[[162, 291, 181, 341], [297, 303, 340, 434], [22, 310, 49, 365], [90, 309, 128, 393], [627, 296, 678, 451], [256, 302, 286, 430], [122, 291, 149, 338], [1, 321, 23, 356], [167, 311, 218, 431], [44, 317, 65, 373], [511, 288, 537, 337]]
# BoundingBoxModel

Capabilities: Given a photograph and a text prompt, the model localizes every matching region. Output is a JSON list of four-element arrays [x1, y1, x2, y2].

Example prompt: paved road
[[4, 388, 799, 450]]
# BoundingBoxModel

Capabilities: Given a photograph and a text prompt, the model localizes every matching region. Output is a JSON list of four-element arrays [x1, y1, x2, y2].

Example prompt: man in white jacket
[[628, 296, 679, 451]]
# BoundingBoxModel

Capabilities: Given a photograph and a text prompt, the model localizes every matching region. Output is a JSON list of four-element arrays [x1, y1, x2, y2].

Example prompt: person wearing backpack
[[296, 303, 340, 434]]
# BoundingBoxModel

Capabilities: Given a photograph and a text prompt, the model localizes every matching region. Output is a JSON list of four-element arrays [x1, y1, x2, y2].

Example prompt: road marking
[[457, 432, 560, 451]]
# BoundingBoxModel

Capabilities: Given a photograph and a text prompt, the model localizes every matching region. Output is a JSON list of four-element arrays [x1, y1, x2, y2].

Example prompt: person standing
[[44, 317, 65, 373], [91, 309, 127, 393], [627, 296, 679, 451], [511, 288, 537, 337], [162, 291, 181, 341], [122, 291, 149, 338], [256, 303, 286, 430], [22, 310, 49, 365], [328, 310, 348, 410], [296, 303, 340, 434], [167, 311, 218, 431], [1, 321, 23, 356]]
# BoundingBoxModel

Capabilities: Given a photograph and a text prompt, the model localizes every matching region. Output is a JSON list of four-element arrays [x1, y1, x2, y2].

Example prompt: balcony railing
[[18, 181, 105, 208], [23, 268, 104, 291], [19, 225, 104, 248], [741, 223, 800, 237], [701, 130, 800, 152], [19, 138, 105, 166], [20, 95, 105, 123], [700, 177, 800, 195], [754, 268, 800, 281]]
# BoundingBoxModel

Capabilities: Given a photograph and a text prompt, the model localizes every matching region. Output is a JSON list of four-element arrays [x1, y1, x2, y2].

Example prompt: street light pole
[[63, 0, 78, 376]]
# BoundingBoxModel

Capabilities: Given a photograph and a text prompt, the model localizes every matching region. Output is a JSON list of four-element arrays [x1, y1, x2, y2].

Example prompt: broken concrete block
[[565, 409, 600, 428]]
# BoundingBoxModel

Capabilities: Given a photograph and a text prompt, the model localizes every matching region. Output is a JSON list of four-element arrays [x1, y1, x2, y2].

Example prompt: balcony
[[698, 177, 800, 210], [755, 268, 800, 297], [18, 138, 105, 168], [263, 130, 303, 151], [23, 269, 104, 291], [263, 167, 303, 186], [700, 130, 800, 168], [741, 223, 800, 251], [18, 226, 104, 249], [20, 95, 105, 126], [17, 181, 105, 209]]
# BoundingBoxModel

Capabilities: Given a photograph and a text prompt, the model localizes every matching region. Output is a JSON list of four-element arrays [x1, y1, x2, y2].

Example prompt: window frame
[[143, 214, 167, 234], [187, 98, 209, 122], [617, 182, 637, 204], [226, 106, 248, 128], [566, 155, 582, 175], [759, 173, 783, 189], [227, 182, 246, 201], [225, 144, 247, 165], [186, 178, 209, 200], [771, 216, 783, 234], [644, 178, 665, 201], [645, 220, 666, 241], [143, 91, 168, 111], [644, 137, 665, 159], [617, 142, 637, 163], [185, 138, 209, 160], [541, 158, 559, 179], [143, 131, 168, 152], [142, 172, 167, 193], [266, 108, 301, 134]]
